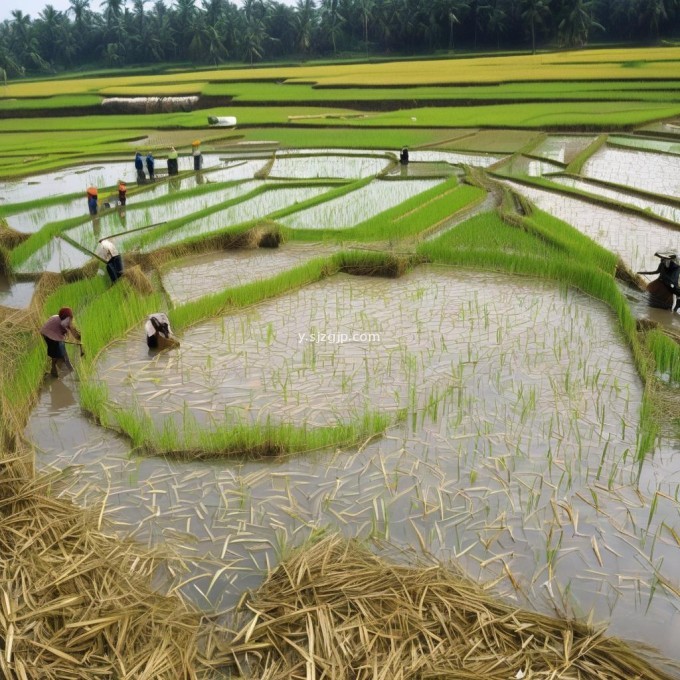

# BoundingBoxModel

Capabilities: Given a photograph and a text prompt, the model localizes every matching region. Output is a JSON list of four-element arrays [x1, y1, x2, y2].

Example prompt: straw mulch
[[0, 221, 29, 250], [122, 264, 155, 295], [225, 535, 677, 680], [0, 462, 223, 679]]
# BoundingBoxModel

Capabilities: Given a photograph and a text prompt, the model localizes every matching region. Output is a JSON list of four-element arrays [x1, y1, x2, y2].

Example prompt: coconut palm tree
[[521, 0, 549, 53]]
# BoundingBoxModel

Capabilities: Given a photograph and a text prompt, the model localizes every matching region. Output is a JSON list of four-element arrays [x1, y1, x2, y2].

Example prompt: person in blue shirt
[[146, 151, 155, 180], [135, 151, 144, 180], [86, 188, 98, 215]]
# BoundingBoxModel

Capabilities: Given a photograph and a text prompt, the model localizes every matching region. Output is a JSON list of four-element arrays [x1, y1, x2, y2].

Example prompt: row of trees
[[1, 0, 678, 77]]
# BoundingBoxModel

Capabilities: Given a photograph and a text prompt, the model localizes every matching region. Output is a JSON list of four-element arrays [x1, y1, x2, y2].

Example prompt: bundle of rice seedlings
[[0, 464, 223, 679], [122, 264, 155, 296], [226, 535, 677, 680], [0, 221, 29, 250]]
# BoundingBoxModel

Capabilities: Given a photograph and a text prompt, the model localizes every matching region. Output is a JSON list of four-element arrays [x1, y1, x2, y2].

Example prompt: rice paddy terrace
[[2, 47, 680, 679]]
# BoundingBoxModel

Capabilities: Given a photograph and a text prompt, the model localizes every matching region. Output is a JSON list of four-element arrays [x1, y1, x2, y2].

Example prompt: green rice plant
[[102, 403, 393, 459], [646, 330, 680, 385]]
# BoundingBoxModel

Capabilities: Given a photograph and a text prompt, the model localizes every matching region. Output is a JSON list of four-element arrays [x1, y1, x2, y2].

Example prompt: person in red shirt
[[40, 307, 82, 378]]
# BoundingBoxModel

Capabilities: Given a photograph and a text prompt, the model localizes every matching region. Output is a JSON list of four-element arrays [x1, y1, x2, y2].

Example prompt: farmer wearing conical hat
[[118, 180, 127, 206], [638, 251, 680, 311], [192, 139, 203, 171], [86, 187, 98, 216], [40, 307, 82, 378]]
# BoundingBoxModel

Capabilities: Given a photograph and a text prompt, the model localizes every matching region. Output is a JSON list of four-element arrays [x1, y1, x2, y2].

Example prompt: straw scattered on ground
[[0, 460, 224, 679], [226, 534, 677, 680]]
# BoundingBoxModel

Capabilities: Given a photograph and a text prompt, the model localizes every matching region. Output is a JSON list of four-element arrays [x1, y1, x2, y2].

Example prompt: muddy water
[[269, 155, 390, 179], [529, 135, 595, 164], [505, 182, 679, 273], [144, 186, 333, 250], [162, 244, 339, 305], [582, 146, 680, 200], [0, 275, 35, 308], [281, 179, 443, 230], [28, 267, 680, 658], [550, 176, 680, 225]]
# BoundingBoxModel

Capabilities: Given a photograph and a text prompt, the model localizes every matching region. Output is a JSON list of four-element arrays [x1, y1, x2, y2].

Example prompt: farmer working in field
[[146, 151, 155, 180], [637, 251, 680, 311], [135, 151, 145, 181], [87, 187, 98, 215], [96, 238, 124, 283], [40, 307, 82, 378], [167, 146, 179, 175], [145, 312, 179, 350], [118, 180, 127, 206], [400, 147, 409, 165]]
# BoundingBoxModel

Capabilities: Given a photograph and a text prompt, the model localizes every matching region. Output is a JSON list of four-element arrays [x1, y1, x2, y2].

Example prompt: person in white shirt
[[145, 312, 178, 350], [96, 238, 124, 283]]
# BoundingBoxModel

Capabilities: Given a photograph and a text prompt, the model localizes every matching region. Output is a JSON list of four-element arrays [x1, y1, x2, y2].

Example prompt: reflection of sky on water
[[15, 236, 92, 274], [146, 186, 332, 249], [0, 154, 227, 205], [0, 276, 35, 308], [282, 179, 442, 229]]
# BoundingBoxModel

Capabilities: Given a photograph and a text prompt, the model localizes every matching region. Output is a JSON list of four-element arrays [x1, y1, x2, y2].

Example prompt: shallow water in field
[[0, 275, 35, 308], [505, 181, 679, 273], [27, 267, 680, 660], [609, 135, 680, 156], [406, 150, 503, 167], [145, 186, 332, 250], [15, 236, 92, 274], [281, 179, 442, 230], [583, 146, 680, 200], [268, 155, 389, 179], [0, 154, 228, 206], [529, 135, 595, 164], [65, 182, 261, 254], [494, 155, 564, 177], [162, 243, 339, 305], [550, 176, 680, 225]]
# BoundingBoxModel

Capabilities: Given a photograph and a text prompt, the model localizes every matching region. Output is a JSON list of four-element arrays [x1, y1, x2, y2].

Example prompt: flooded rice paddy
[[0, 275, 35, 308], [0, 154, 228, 205], [269, 154, 390, 179], [12, 138, 680, 665], [582, 146, 680, 200], [281, 179, 443, 230], [28, 267, 680, 659], [505, 181, 679, 273], [528, 135, 595, 164], [494, 155, 565, 177], [146, 185, 332, 250], [162, 243, 339, 305], [550, 176, 680, 225]]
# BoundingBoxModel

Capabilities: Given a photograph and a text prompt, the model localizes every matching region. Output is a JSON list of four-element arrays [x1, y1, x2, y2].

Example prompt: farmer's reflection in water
[[48, 377, 76, 414], [117, 207, 127, 229]]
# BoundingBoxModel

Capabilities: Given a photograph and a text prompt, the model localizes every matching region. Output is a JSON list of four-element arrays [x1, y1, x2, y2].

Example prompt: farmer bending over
[[638, 251, 680, 311], [40, 307, 81, 378], [96, 238, 124, 283], [145, 312, 179, 350]]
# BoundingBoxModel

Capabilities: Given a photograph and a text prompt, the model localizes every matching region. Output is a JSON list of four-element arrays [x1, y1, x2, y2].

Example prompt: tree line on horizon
[[0, 0, 678, 79]]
